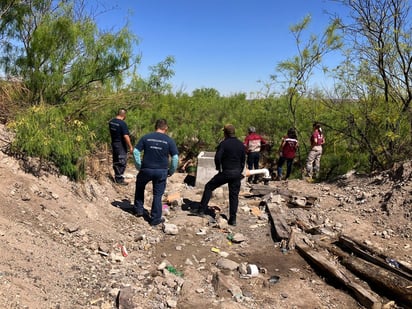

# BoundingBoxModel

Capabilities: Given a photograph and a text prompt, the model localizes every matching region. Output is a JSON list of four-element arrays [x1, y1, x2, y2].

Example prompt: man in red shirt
[[244, 126, 267, 183]]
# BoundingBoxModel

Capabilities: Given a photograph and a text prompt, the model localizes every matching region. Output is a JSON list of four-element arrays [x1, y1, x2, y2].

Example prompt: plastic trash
[[118, 244, 128, 257], [386, 257, 400, 268], [268, 275, 280, 284], [211, 247, 220, 253], [247, 264, 259, 277], [166, 265, 183, 277]]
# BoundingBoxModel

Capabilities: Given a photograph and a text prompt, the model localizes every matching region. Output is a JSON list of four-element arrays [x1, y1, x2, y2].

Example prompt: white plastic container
[[247, 264, 259, 277]]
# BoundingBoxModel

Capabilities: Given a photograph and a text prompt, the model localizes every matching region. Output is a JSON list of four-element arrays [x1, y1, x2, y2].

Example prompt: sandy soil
[[0, 124, 411, 309]]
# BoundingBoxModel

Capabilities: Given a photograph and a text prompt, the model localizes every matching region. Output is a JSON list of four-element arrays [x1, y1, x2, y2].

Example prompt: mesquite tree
[[333, 0, 412, 169], [276, 15, 342, 129], [0, 0, 138, 104]]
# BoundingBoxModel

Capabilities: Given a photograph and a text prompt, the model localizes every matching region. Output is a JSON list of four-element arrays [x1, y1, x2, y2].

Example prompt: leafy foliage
[[2, 0, 412, 182], [8, 104, 94, 180], [332, 0, 412, 170], [0, 0, 138, 104]]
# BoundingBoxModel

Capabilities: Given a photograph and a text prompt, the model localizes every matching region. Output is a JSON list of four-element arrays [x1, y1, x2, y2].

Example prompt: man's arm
[[240, 147, 246, 171], [261, 135, 267, 145], [243, 136, 249, 148], [133, 148, 141, 170], [168, 154, 179, 176], [214, 143, 223, 171], [124, 134, 134, 153]]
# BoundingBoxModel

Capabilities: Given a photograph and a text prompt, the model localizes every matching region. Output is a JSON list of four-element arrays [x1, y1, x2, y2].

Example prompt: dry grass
[[0, 79, 31, 123]]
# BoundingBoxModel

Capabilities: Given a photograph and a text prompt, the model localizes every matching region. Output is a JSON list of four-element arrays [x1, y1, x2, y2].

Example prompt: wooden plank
[[287, 227, 298, 250], [338, 235, 412, 281], [266, 203, 291, 240], [327, 244, 412, 307], [248, 186, 277, 196], [295, 236, 383, 309]]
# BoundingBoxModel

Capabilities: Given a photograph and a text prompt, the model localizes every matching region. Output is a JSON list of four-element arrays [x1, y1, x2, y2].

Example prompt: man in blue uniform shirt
[[108, 108, 134, 185], [132, 119, 179, 226]]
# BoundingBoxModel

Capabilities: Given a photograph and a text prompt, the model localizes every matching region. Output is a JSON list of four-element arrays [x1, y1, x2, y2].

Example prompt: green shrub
[[8, 104, 94, 180], [8, 89, 410, 182]]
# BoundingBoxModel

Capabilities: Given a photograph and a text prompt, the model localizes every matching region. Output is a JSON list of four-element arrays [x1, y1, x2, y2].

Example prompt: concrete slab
[[195, 151, 248, 189], [195, 151, 217, 188]]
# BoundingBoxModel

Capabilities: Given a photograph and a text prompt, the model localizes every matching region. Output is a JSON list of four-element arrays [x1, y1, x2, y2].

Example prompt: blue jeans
[[134, 168, 168, 225], [247, 152, 260, 182], [247, 152, 260, 170], [277, 156, 294, 179]]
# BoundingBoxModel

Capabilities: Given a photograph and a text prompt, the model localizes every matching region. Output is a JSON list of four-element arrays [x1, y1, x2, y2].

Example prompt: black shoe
[[150, 217, 165, 226], [132, 208, 144, 217], [190, 206, 206, 216], [196, 207, 206, 216], [115, 179, 128, 186], [228, 216, 237, 226]]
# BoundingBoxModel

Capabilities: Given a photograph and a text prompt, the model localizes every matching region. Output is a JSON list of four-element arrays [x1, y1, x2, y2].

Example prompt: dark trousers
[[247, 152, 260, 170], [277, 156, 294, 179], [200, 170, 241, 218], [247, 152, 260, 182], [134, 168, 168, 225], [112, 144, 127, 182]]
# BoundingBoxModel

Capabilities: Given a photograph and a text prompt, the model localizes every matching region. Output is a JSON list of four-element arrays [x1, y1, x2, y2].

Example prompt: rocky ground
[[0, 124, 411, 309]]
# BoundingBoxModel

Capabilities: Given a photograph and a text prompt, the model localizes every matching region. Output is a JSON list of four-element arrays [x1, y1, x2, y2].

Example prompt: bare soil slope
[[0, 124, 411, 309]]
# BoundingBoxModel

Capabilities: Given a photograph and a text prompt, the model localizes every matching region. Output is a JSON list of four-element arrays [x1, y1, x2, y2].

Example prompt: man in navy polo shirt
[[196, 124, 246, 226], [132, 119, 179, 226], [108, 108, 134, 185]]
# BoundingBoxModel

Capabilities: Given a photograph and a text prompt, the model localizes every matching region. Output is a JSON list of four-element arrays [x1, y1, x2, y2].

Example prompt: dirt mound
[[385, 161, 412, 218]]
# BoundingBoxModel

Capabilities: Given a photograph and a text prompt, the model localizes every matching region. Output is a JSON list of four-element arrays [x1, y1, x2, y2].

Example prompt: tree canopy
[[0, 0, 138, 104]]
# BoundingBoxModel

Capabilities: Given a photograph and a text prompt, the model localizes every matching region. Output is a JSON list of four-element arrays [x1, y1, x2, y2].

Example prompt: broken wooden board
[[247, 185, 278, 196], [295, 235, 383, 309], [338, 235, 412, 281], [327, 243, 412, 307], [287, 227, 298, 250], [266, 203, 291, 240], [248, 187, 295, 198]]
